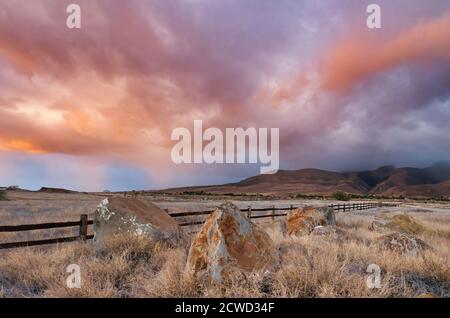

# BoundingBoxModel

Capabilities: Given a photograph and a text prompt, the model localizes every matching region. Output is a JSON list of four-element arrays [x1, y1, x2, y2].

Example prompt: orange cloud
[[322, 13, 450, 92], [264, 13, 450, 102], [0, 43, 36, 74], [0, 139, 47, 154]]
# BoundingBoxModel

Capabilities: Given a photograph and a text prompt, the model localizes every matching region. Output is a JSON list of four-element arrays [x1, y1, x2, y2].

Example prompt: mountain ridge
[[158, 163, 450, 198]]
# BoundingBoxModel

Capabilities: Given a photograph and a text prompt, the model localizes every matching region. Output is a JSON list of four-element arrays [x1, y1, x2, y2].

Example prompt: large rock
[[369, 217, 391, 232], [94, 197, 186, 247], [369, 214, 427, 235], [287, 205, 336, 236], [310, 225, 367, 245], [186, 202, 280, 285], [376, 232, 429, 255], [311, 225, 334, 236]]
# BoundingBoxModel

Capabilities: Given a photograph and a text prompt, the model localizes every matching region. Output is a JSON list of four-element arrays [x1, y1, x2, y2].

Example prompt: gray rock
[[376, 232, 430, 256], [369, 217, 391, 232], [94, 197, 186, 247]]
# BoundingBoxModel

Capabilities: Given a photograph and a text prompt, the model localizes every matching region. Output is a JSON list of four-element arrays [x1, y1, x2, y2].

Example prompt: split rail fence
[[0, 202, 397, 250], [172, 201, 395, 227], [0, 214, 93, 249]]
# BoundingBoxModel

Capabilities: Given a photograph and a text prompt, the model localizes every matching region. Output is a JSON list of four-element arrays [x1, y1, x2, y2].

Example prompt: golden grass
[[0, 211, 449, 298]]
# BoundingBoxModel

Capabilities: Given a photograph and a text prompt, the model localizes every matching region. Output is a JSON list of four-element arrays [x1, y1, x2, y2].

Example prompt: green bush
[[182, 190, 206, 195], [333, 191, 351, 201], [0, 190, 7, 201]]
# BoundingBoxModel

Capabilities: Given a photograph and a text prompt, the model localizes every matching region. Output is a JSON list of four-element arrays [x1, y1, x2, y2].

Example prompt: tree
[[333, 191, 351, 201]]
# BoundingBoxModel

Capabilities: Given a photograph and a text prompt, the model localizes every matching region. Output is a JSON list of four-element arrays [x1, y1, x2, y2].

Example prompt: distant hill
[[158, 163, 450, 198], [38, 187, 77, 194]]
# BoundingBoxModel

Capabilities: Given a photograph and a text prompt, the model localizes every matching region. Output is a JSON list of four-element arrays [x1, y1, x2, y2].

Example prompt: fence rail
[[0, 201, 398, 250], [172, 201, 397, 227], [0, 214, 93, 250]]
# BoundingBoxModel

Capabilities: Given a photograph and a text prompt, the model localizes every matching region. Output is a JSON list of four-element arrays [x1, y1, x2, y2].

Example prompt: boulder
[[310, 225, 366, 245], [287, 205, 336, 236], [94, 197, 186, 247], [186, 202, 280, 285], [311, 225, 332, 236], [376, 232, 429, 255], [369, 217, 392, 232], [369, 214, 427, 235]]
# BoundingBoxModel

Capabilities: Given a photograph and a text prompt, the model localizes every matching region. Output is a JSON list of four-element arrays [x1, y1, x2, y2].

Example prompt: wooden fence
[[171, 201, 397, 227], [0, 201, 397, 250], [0, 214, 93, 250]]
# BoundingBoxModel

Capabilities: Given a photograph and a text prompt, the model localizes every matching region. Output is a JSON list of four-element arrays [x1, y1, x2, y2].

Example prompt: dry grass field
[[0, 191, 449, 298]]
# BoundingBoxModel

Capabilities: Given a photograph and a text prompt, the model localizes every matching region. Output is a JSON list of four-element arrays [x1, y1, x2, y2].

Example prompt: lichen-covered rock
[[369, 214, 426, 235], [369, 217, 392, 232], [94, 197, 186, 247], [310, 225, 366, 245], [287, 205, 336, 236], [186, 202, 280, 285], [311, 225, 331, 236], [376, 232, 429, 255]]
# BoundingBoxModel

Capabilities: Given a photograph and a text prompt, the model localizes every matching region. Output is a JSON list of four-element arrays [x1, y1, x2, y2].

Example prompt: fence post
[[247, 205, 252, 218], [272, 205, 275, 221], [79, 214, 88, 241]]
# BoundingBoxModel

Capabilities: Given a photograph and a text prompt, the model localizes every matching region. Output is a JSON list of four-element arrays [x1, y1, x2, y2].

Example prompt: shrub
[[333, 191, 351, 201], [0, 190, 7, 201], [182, 190, 206, 195]]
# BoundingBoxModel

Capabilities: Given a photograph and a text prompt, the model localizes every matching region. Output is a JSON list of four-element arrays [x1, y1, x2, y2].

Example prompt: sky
[[0, 0, 449, 191]]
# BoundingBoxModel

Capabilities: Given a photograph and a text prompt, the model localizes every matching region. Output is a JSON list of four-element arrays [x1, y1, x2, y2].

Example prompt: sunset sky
[[0, 0, 449, 191]]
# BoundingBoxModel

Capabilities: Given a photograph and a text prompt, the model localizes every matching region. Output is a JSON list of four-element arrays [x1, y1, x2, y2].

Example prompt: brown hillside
[[157, 164, 450, 198]]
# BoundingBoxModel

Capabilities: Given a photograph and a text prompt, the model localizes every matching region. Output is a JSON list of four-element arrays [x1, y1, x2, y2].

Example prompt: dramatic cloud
[[321, 13, 450, 92], [0, 0, 449, 190]]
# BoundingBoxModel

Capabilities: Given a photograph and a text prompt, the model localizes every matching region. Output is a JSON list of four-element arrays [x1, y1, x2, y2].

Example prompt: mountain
[[159, 163, 450, 198]]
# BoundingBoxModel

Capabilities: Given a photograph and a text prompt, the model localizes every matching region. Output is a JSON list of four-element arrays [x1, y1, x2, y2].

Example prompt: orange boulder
[[287, 205, 336, 236], [186, 202, 279, 285]]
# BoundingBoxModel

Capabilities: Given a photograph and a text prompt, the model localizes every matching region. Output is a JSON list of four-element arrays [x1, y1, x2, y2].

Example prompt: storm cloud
[[0, 0, 449, 190]]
